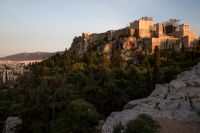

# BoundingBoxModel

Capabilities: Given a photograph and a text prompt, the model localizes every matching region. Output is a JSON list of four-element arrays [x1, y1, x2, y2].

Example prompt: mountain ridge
[[0, 52, 62, 61]]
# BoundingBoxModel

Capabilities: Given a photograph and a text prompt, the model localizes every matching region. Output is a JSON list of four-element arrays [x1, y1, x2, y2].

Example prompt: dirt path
[[156, 118, 200, 133]]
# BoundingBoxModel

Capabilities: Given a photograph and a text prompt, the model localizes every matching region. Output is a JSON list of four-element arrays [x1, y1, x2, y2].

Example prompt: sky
[[0, 0, 200, 57]]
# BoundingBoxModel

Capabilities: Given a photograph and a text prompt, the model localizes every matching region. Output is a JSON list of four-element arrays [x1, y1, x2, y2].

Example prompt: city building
[[0, 63, 28, 84]]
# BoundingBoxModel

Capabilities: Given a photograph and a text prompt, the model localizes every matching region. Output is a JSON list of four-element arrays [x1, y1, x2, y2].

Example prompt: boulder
[[2, 117, 21, 133]]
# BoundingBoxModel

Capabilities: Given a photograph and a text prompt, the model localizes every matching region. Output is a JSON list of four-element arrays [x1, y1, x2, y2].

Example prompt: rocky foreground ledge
[[102, 63, 200, 133]]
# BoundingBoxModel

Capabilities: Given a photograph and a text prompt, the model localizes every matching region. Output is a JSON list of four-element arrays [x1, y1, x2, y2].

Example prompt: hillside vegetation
[[0, 45, 200, 133]]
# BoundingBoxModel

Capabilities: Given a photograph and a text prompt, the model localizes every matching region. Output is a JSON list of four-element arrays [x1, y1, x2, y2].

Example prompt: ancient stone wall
[[135, 19, 154, 38], [89, 33, 107, 43], [179, 24, 196, 41], [159, 38, 181, 51], [156, 23, 164, 37], [182, 36, 196, 47], [113, 27, 130, 38]]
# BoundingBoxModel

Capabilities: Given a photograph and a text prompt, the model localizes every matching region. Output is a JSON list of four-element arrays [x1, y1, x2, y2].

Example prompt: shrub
[[114, 114, 160, 133], [72, 63, 86, 71], [53, 99, 101, 133], [113, 123, 125, 133]]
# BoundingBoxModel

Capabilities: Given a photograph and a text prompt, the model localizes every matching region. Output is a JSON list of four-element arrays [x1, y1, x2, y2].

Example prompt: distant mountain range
[[0, 52, 58, 61]]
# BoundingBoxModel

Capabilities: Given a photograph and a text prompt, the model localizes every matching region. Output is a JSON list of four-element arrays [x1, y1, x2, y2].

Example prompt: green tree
[[99, 54, 111, 69], [152, 46, 161, 87], [181, 44, 185, 53], [72, 63, 86, 71], [53, 99, 101, 133], [125, 114, 160, 133], [83, 50, 96, 65], [110, 50, 123, 68], [64, 49, 73, 66], [146, 61, 152, 91], [114, 114, 160, 133]]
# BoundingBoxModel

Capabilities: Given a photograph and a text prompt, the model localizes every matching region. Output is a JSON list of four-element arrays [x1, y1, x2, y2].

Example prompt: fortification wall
[[138, 20, 154, 30], [113, 27, 130, 38], [89, 33, 107, 43]]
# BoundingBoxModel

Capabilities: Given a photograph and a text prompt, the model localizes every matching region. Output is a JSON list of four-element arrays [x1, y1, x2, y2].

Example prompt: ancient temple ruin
[[70, 17, 199, 58]]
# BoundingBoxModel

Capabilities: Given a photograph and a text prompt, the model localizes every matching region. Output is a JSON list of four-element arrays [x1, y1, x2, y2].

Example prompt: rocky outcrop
[[2, 117, 22, 133], [122, 37, 137, 50], [121, 37, 137, 60], [70, 27, 132, 56], [102, 62, 200, 133]]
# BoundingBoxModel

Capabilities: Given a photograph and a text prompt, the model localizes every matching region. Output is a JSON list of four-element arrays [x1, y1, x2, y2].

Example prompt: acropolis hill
[[70, 17, 199, 59]]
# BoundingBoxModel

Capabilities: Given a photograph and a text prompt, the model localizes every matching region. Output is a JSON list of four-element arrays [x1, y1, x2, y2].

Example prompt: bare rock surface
[[102, 62, 200, 133]]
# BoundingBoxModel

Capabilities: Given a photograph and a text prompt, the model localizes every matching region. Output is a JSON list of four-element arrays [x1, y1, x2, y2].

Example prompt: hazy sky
[[0, 0, 200, 57]]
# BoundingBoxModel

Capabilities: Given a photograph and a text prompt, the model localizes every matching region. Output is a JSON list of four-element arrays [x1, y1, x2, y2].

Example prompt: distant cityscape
[[0, 60, 42, 85], [0, 52, 59, 85]]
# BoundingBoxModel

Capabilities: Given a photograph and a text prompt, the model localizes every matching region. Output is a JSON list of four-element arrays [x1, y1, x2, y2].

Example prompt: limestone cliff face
[[102, 62, 200, 133], [70, 28, 138, 59]]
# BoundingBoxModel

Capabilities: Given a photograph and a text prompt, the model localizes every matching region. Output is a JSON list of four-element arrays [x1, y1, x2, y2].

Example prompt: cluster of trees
[[0, 44, 200, 133], [0, 85, 22, 131]]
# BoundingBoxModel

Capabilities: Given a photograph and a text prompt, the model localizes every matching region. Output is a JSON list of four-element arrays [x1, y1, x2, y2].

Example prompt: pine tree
[[152, 46, 161, 87], [146, 60, 152, 91], [64, 50, 73, 66], [181, 44, 185, 53], [83, 49, 94, 65], [110, 44, 123, 68]]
